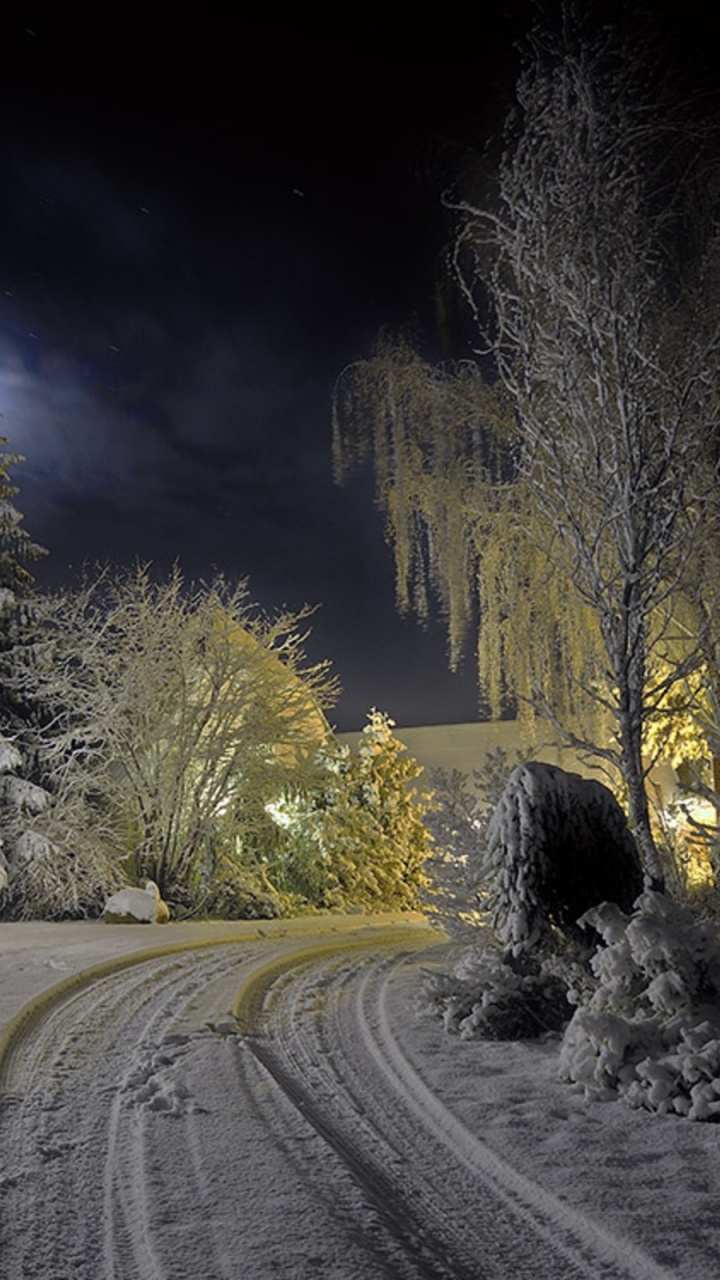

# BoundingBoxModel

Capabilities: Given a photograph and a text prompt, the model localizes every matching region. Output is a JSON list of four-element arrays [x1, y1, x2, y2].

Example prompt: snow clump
[[1, 775, 50, 814], [559, 891, 720, 1120], [103, 881, 170, 924]]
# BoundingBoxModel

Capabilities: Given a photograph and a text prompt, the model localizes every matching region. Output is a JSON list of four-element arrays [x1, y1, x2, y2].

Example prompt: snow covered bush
[[421, 761, 644, 1043], [422, 943, 575, 1040], [0, 734, 22, 892], [486, 763, 644, 954], [421, 748, 526, 938], [0, 711, 126, 919], [0, 752, 123, 920], [197, 862, 282, 920], [559, 891, 720, 1120]]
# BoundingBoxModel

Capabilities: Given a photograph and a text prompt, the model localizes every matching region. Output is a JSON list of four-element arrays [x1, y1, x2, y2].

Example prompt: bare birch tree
[[334, 15, 720, 884]]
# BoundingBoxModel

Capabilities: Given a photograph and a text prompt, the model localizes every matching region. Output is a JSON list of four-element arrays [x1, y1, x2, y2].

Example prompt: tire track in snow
[[246, 949, 678, 1280], [230, 1034, 420, 1279], [0, 945, 253, 1280], [248, 1034, 474, 1280], [0, 924, 677, 1280], [98, 954, 237, 1280], [248, 951, 486, 1278], [259, 954, 557, 1276], [0, 924, 435, 1279], [366, 954, 678, 1280]]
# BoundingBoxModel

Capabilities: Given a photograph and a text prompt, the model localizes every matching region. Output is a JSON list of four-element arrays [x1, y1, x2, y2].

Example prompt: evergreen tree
[[0, 438, 46, 596], [0, 437, 47, 723], [0, 439, 50, 902], [269, 711, 433, 910]]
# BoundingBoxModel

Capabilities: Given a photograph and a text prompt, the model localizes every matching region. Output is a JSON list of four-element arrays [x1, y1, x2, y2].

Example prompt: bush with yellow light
[[265, 711, 433, 912]]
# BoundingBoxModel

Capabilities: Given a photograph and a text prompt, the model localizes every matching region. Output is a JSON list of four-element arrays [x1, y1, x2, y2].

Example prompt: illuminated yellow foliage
[[268, 710, 434, 911], [334, 335, 611, 748], [27, 565, 338, 913]]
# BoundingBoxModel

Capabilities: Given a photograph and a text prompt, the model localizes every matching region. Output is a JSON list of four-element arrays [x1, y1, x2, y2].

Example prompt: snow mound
[[103, 881, 170, 924]]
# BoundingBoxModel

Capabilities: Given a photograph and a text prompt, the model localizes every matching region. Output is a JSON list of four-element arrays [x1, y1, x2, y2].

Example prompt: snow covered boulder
[[103, 881, 170, 924], [485, 762, 643, 954]]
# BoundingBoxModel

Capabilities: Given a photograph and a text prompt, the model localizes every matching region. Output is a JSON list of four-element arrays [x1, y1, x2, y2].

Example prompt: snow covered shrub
[[486, 763, 643, 954], [0, 691, 126, 921], [0, 808, 122, 920], [559, 892, 720, 1119], [9, 565, 337, 917], [422, 943, 575, 1039], [177, 859, 281, 921], [0, 735, 21, 892], [421, 748, 526, 938], [0, 717, 123, 919], [0, 721, 122, 920]]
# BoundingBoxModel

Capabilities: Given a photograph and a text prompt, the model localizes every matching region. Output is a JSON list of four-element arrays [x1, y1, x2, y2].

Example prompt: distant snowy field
[[1, 915, 719, 1278]]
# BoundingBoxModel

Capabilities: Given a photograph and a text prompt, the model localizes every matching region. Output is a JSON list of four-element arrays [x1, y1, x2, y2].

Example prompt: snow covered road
[[0, 921, 716, 1278]]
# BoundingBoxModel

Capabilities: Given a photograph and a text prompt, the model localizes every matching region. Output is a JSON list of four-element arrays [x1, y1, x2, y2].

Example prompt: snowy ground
[[1, 915, 719, 1278]]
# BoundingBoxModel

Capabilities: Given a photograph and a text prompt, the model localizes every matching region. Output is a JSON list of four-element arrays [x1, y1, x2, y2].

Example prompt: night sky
[[0, 12, 714, 730]]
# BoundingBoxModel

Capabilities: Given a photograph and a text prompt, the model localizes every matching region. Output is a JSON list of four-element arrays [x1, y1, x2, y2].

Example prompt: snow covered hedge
[[560, 891, 720, 1120], [422, 756, 720, 1122]]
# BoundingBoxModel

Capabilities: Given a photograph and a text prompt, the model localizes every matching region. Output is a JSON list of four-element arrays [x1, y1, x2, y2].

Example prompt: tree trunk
[[619, 711, 664, 891]]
